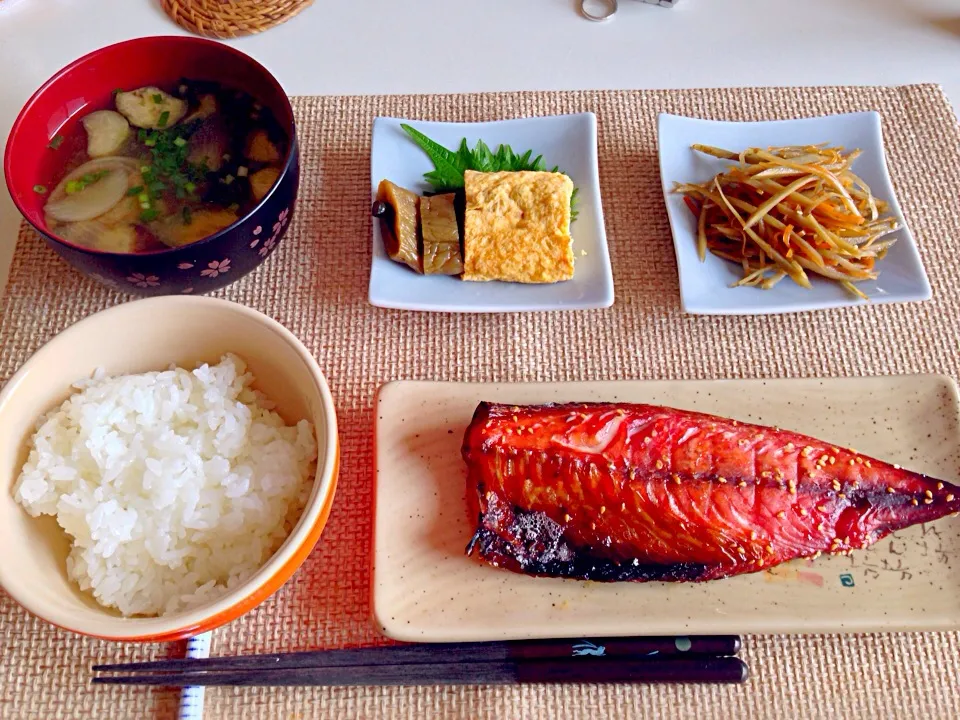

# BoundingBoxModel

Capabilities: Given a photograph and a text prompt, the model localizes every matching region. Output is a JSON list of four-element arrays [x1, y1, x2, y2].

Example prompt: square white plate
[[369, 114, 613, 312], [658, 112, 932, 315]]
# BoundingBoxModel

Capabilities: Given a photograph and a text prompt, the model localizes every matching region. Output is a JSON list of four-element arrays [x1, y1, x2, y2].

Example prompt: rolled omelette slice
[[462, 170, 574, 283]]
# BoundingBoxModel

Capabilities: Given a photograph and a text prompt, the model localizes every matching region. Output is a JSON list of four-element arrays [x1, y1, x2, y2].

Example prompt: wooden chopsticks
[[93, 636, 748, 687]]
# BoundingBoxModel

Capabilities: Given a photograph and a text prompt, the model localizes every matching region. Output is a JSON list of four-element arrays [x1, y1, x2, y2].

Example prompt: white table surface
[[1, 0, 959, 293]]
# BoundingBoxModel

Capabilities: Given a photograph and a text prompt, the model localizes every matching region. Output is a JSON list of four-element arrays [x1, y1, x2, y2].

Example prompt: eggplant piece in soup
[[115, 87, 187, 130], [82, 111, 131, 158]]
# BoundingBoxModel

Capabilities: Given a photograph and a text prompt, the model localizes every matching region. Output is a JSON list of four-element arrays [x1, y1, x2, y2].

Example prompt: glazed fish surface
[[462, 402, 960, 582]]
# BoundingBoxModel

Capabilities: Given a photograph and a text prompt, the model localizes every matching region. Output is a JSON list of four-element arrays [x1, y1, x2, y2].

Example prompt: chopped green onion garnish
[[223, 174, 235, 185], [173, 136, 187, 147], [184, 181, 196, 194], [65, 180, 81, 194], [140, 208, 159, 222], [140, 165, 151, 173], [228, 203, 240, 212], [47, 135, 64, 150], [148, 180, 165, 193], [33, 184, 47, 194], [157, 111, 170, 128], [137, 192, 150, 204], [112, 87, 123, 96], [144, 137, 156, 147], [127, 185, 145, 197], [152, 93, 163, 104], [81, 174, 95, 184]]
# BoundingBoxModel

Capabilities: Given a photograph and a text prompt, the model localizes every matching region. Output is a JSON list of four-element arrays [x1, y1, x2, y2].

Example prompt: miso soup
[[39, 79, 288, 253]]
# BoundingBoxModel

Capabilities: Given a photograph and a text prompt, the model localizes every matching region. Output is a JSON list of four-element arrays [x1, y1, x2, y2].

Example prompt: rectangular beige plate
[[373, 377, 960, 642]]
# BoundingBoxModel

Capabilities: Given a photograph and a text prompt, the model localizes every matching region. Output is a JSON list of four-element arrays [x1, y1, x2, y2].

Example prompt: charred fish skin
[[469, 494, 712, 582], [462, 401, 960, 582]]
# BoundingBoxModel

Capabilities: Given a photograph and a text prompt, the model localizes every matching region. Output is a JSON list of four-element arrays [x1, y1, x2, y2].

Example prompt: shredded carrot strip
[[814, 203, 865, 225], [782, 224, 794, 248]]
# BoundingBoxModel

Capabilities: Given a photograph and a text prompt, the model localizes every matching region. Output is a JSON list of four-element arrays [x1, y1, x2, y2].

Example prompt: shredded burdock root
[[673, 143, 901, 299]]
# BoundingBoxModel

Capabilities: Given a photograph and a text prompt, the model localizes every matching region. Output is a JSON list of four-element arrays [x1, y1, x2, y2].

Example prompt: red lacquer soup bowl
[[4, 36, 299, 296]]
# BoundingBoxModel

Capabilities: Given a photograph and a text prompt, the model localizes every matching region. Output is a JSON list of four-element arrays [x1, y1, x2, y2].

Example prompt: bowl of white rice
[[0, 296, 339, 641]]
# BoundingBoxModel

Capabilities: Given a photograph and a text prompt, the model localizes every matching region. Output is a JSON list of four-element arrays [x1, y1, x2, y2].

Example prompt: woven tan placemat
[[2, 86, 960, 719], [160, 0, 313, 38]]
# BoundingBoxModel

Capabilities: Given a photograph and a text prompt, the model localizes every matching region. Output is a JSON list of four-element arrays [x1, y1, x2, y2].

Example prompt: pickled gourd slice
[[420, 193, 463, 276]]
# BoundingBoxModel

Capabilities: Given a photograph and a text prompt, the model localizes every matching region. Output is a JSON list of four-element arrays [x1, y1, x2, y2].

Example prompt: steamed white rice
[[14, 353, 317, 617]]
